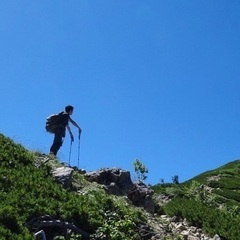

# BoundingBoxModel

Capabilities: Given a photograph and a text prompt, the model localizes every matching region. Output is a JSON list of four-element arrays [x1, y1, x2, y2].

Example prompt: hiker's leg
[[50, 130, 63, 156]]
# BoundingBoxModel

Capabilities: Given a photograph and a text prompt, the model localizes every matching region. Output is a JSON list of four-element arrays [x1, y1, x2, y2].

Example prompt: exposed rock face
[[52, 167, 74, 189], [33, 154, 222, 240], [85, 168, 133, 195], [49, 166, 222, 240], [27, 215, 89, 239], [85, 168, 155, 213], [51, 166, 156, 213], [127, 180, 154, 213]]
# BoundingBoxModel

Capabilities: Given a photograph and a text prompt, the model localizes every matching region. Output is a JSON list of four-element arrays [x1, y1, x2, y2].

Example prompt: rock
[[127, 180, 155, 213], [189, 226, 197, 233], [85, 168, 155, 213], [181, 230, 189, 240], [85, 168, 133, 195], [187, 235, 200, 240], [138, 224, 153, 240], [176, 222, 187, 231], [213, 234, 221, 240], [151, 233, 162, 239], [27, 215, 90, 239], [171, 216, 180, 223], [155, 193, 173, 205], [52, 167, 74, 188]]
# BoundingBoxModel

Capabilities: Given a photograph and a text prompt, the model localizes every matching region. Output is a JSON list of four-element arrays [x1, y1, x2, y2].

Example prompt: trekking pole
[[77, 132, 81, 169], [68, 140, 73, 165]]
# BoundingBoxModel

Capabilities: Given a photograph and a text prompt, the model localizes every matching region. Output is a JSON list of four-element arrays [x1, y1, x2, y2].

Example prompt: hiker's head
[[65, 105, 74, 114]]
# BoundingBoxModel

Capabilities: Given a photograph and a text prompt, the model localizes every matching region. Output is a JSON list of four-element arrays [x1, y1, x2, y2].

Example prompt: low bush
[[0, 134, 145, 239], [163, 197, 240, 239]]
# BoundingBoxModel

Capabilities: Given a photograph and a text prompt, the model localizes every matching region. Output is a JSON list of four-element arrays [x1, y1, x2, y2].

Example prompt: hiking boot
[[49, 152, 56, 159]]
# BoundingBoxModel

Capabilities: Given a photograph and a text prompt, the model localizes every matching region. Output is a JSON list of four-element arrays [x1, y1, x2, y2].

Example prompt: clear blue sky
[[1, 1, 240, 184]]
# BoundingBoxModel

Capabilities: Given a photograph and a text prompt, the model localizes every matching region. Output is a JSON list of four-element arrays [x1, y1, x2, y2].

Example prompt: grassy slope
[[187, 160, 240, 206], [188, 160, 240, 184], [0, 134, 144, 240], [1, 133, 240, 240], [153, 160, 240, 240]]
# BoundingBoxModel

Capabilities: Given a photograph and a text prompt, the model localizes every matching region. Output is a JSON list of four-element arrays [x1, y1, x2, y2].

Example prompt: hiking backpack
[[45, 112, 63, 133]]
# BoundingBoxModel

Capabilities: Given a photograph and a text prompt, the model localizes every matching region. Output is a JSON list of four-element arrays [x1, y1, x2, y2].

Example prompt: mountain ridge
[[0, 133, 239, 239]]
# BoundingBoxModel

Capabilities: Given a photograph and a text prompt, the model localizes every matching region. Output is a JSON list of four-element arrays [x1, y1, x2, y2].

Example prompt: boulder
[[85, 168, 155, 213], [52, 167, 74, 189], [85, 168, 133, 195], [127, 181, 155, 213], [213, 234, 221, 240], [187, 234, 200, 240]]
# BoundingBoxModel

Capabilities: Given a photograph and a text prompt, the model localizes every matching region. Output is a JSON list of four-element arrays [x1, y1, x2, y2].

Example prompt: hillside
[[0, 133, 240, 240], [152, 160, 240, 240], [187, 160, 240, 208]]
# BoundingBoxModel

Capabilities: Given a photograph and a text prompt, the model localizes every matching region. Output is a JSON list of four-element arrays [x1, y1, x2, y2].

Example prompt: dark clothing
[[50, 112, 70, 155], [50, 128, 65, 155], [55, 112, 69, 130]]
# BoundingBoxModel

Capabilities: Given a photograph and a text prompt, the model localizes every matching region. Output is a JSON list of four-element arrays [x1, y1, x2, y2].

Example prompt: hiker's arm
[[66, 125, 74, 141], [66, 125, 73, 135], [69, 118, 82, 133]]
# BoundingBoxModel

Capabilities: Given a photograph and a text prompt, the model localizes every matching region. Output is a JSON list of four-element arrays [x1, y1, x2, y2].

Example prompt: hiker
[[49, 105, 82, 157]]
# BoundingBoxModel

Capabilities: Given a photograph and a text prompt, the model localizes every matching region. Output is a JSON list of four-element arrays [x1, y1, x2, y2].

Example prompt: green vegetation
[[133, 159, 148, 181], [1, 133, 240, 239], [0, 134, 145, 239], [163, 197, 240, 240], [152, 161, 240, 240]]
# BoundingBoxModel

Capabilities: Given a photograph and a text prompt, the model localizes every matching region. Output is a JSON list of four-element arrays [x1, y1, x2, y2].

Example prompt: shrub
[[133, 159, 148, 181], [163, 197, 240, 239], [0, 134, 145, 239]]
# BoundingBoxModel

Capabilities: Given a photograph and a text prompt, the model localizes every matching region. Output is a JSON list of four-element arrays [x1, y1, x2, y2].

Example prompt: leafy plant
[[133, 159, 148, 181]]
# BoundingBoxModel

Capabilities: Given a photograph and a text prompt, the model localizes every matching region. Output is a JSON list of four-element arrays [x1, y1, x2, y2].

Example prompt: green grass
[[1, 133, 240, 240], [163, 197, 240, 240], [0, 134, 145, 239], [152, 160, 240, 240]]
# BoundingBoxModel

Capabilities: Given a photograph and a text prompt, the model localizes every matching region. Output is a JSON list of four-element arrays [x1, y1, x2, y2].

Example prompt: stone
[[85, 168, 155, 213], [176, 223, 187, 231], [213, 234, 221, 240], [181, 230, 190, 239], [85, 168, 133, 194], [187, 235, 200, 240], [127, 180, 155, 213], [189, 226, 197, 233], [52, 167, 74, 188]]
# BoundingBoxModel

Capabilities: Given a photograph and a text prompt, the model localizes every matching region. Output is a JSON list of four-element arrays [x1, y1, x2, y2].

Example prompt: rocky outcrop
[[27, 215, 90, 239], [127, 180, 154, 213], [85, 168, 133, 195], [85, 168, 155, 213], [52, 167, 74, 189], [34, 155, 221, 240]]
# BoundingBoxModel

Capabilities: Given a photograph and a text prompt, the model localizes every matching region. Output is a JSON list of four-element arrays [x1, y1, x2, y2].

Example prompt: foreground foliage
[[1, 133, 240, 240], [0, 134, 144, 239]]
